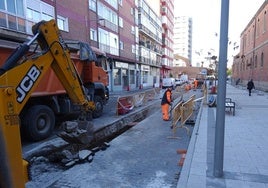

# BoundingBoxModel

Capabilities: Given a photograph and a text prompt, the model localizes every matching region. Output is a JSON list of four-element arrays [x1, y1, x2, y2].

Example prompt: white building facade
[[173, 16, 192, 67]]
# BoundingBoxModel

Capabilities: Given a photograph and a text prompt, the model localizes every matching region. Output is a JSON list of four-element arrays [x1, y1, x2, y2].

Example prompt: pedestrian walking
[[247, 79, 255, 96], [161, 87, 172, 121]]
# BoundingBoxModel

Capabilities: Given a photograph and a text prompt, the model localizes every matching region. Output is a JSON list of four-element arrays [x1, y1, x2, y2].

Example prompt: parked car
[[175, 78, 183, 86], [180, 74, 189, 83], [162, 78, 176, 89]]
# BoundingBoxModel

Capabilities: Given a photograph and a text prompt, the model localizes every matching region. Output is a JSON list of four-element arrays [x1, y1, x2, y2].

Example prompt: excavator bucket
[[58, 120, 94, 144]]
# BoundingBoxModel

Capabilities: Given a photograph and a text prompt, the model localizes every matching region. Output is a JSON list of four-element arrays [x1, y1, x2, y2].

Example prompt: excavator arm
[[0, 20, 95, 188]]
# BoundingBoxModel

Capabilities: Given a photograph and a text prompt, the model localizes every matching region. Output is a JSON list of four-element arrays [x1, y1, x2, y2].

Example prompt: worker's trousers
[[161, 103, 170, 121]]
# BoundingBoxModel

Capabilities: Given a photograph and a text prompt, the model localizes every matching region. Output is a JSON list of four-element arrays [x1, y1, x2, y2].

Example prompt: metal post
[[214, 0, 229, 178]]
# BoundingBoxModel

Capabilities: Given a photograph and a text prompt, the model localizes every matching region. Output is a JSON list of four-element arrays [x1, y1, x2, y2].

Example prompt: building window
[[113, 68, 121, 85], [119, 17, 123, 27], [26, 0, 54, 21], [130, 70, 135, 84], [161, 7, 167, 14], [26, 0, 54, 33], [255, 55, 258, 68], [6, 0, 24, 16], [132, 45, 135, 54], [261, 52, 264, 67], [99, 27, 119, 55], [142, 71, 148, 84], [90, 28, 97, 41], [27, 8, 40, 21], [98, 3, 118, 26], [0, 0, 25, 30], [105, 0, 118, 10], [131, 26, 135, 34], [99, 29, 108, 44], [135, 0, 138, 6], [0, 0, 5, 10], [119, 41, 124, 50], [89, 0, 96, 11], [122, 69, 128, 87], [264, 11, 267, 33], [257, 18, 260, 37], [57, 15, 69, 32], [7, 0, 15, 14]]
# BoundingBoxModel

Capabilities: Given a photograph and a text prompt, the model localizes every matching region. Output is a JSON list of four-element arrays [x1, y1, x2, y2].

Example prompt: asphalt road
[[25, 112, 185, 187], [24, 88, 203, 188]]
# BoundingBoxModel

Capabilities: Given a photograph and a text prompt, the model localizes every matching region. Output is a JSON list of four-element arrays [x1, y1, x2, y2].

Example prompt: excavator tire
[[21, 105, 55, 141], [92, 95, 103, 118]]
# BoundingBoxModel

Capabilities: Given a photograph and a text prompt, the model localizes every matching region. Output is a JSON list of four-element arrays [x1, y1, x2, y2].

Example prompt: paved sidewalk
[[177, 83, 268, 188]]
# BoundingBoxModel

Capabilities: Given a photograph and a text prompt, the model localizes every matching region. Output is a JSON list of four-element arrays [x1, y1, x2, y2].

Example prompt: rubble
[[79, 150, 92, 160]]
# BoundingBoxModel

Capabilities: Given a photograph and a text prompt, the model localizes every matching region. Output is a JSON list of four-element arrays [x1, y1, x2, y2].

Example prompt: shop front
[[112, 61, 137, 91], [140, 65, 150, 88]]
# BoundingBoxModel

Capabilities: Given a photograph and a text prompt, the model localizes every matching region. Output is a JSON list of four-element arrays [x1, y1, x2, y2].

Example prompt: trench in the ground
[[28, 97, 201, 171], [45, 104, 159, 166]]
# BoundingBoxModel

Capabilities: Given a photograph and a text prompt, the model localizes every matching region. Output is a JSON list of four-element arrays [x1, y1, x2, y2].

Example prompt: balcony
[[0, 11, 32, 41], [162, 15, 167, 29], [138, 24, 162, 44], [99, 43, 119, 56], [98, 18, 118, 33], [139, 41, 145, 46], [139, 55, 150, 64]]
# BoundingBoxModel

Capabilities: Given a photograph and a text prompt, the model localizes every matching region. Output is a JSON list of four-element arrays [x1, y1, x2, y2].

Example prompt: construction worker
[[194, 79, 198, 89], [161, 87, 172, 121]]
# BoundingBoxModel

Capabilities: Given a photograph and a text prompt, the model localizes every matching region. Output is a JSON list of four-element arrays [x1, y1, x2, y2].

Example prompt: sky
[[174, 0, 265, 67]]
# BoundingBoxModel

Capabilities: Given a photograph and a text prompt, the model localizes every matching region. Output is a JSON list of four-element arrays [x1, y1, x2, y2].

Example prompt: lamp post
[[214, 0, 229, 178]]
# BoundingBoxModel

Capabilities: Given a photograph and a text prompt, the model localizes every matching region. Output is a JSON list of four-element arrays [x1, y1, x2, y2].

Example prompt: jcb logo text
[[16, 65, 40, 103]]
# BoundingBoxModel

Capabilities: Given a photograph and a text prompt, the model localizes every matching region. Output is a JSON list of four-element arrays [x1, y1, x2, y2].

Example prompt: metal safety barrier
[[171, 101, 183, 129], [202, 83, 208, 105], [169, 94, 196, 138], [132, 93, 146, 107]]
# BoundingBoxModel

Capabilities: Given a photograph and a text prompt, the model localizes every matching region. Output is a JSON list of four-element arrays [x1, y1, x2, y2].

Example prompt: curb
[[176, 98, 204, 188]]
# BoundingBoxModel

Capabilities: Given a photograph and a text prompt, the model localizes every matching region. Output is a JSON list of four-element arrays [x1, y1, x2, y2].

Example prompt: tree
[[227, 68, 232, 76]]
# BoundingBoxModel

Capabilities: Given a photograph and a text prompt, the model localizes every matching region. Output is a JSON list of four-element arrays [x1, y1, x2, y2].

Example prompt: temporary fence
[[132, 93, 146, 107], [144, 88, 160, 102], [116, 96, 135, 115], [116, 88, 160, 116], [174, 85, 184, 93], [180, 95, 195, 131], [202, 83, 208, 105], [171, 101, 183, 130], [169, 94, 196, 138]]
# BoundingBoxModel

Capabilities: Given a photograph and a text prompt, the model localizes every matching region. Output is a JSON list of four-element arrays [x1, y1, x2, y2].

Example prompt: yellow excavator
[[0, 19, 95, 188]]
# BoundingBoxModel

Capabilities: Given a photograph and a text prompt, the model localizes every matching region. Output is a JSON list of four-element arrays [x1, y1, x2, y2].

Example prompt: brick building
[[160, 0, 174, 81], [232, 1, 268, 91], [0, 0, 176, 92]]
